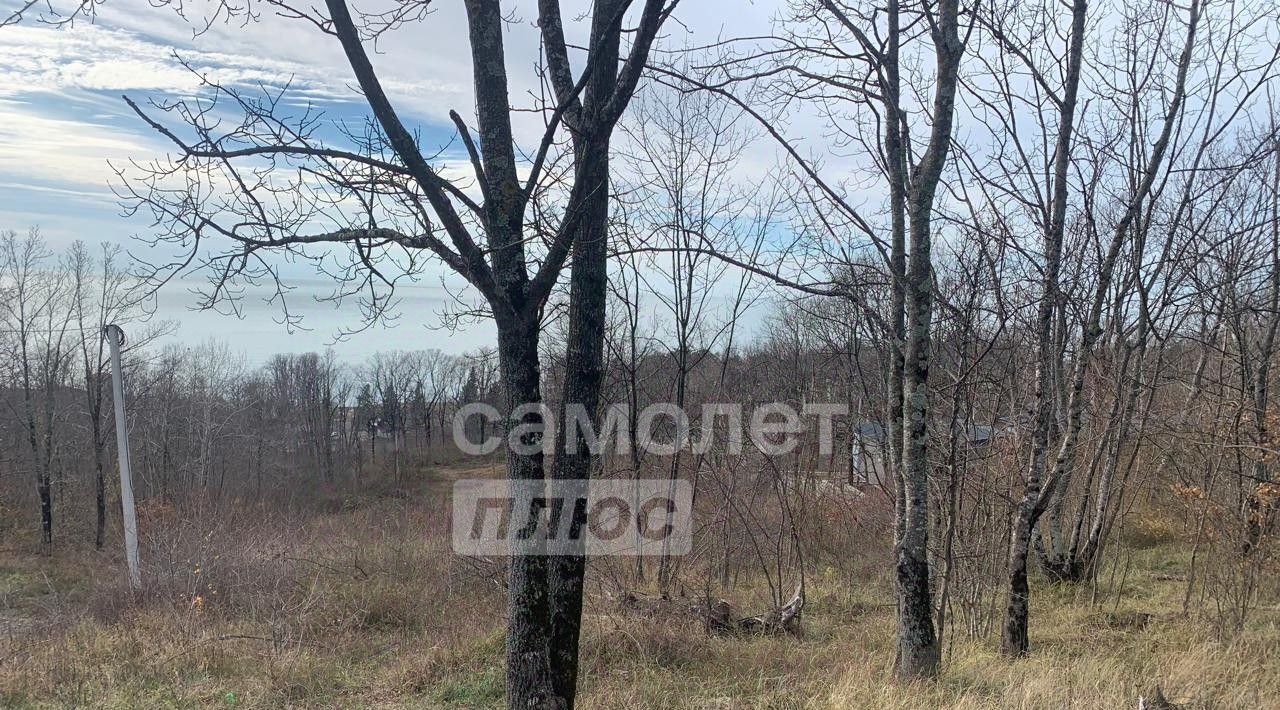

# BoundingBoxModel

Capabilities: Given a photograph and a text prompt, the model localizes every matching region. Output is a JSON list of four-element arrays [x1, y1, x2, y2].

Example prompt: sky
[[0, 0, 780, 365]]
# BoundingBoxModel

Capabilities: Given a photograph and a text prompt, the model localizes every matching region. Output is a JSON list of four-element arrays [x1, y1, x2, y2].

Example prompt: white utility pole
[[104, 324, 141, 590]]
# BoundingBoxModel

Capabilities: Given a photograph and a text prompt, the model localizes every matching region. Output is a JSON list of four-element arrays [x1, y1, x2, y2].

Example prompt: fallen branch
[[697, 584, 805, 636]]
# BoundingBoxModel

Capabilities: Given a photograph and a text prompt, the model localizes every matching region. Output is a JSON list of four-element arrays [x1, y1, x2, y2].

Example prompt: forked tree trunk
[[1009, 0, 1200, 654], [1002, 0, 1088, 658], [537, 0, 657, 702]]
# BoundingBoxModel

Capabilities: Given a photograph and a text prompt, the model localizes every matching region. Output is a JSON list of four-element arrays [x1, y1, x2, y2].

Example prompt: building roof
[[853, 421, 887, 439]]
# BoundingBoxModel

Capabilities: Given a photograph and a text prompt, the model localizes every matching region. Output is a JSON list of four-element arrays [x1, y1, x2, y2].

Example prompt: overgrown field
[[2, 460, 1277, 709]]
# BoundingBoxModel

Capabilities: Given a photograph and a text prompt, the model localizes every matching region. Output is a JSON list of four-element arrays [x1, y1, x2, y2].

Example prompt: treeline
[[0, 230, 508, 547]]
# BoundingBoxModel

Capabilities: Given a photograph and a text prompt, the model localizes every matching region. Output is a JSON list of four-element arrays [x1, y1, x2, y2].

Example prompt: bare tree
[[752, 0, 968, 678], [961, 0, 1090, 657], [67, 240, 159, 549], [0, 229, 74, 545], [651, 0, 968, 677], [618, 84, 756, 592], [109, 0, 675, 704]]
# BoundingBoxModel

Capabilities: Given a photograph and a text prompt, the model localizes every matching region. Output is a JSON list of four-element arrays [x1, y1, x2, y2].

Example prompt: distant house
[[849, 421, 890, 487], [849, 421, 1001, 488]]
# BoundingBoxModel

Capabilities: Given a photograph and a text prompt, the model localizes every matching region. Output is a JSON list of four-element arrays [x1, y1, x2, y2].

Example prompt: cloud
[[0, 0, 786, 361], [2, 23, 264, 95], [0, 94, 157, 196], [0, 20, 463, 104], [0, 15, 473, 211]]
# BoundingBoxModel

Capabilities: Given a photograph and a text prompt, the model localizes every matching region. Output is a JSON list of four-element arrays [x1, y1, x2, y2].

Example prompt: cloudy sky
[[0, 0, 777, 364]]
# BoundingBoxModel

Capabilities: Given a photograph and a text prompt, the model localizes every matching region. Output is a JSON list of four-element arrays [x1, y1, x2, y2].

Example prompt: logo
[[451, 478, 693, 556]]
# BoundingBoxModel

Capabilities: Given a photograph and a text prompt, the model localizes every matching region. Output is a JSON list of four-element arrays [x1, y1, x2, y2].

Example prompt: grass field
[[2, 460, 1276, 709]]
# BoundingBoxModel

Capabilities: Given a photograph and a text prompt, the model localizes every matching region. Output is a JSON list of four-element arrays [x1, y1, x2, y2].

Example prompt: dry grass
[[1, 463, 1277, 709], [571, 558, 1280, 710]]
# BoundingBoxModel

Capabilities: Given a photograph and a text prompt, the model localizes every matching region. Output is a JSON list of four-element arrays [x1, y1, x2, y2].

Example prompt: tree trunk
[[892, 0, 962, 679], [1002, 0, 1088, 657], [896, 213, 940, 678], [548, 128, 610, 708], [38, 473, 53, 545], [94, 439, 107, 550], [497, 317, 556, 709], [1040, 0, 1199, 567]]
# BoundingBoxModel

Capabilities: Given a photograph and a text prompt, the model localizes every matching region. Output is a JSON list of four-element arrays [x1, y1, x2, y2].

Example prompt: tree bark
[[545, 0, 632, 702], [548, 132, 610, 708], [496, 317, 556, 708], [893, 0, 962, 680]]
